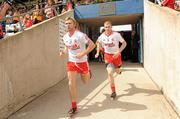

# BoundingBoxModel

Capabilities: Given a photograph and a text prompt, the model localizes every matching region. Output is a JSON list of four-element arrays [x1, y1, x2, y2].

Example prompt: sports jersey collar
[[104, 31, 114, 37], [68, 29, 76, 37]]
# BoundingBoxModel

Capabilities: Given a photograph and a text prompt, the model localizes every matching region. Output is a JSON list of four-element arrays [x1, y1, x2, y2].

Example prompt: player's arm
[[86, 39, 96, 54], [113, 38, 127, 58], [59, 45, 68, 56], [119, 40, 127, 53], [75, 39, 95, 59], [95, 40, 100, 58], [81, 39, 95, 57]]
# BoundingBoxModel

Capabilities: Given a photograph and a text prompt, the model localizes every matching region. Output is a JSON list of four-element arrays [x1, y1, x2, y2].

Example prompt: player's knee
[[83, 77, 89, 84], [81, 75, 90, 84], [68, 82, 72, 87], [68, 80, 75, 87], [107, 72, 113, 77]]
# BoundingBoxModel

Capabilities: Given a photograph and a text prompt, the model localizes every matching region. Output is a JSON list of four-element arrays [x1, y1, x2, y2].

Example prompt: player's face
[[104, 23, 112, 34], [65, 19, 76, 32]]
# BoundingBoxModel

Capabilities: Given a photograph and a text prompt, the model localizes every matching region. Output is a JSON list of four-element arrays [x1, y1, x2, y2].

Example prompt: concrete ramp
[[8, 63, 179, 119]]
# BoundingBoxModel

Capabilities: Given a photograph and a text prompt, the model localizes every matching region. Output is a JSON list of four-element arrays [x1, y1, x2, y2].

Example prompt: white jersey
[[98, 31, 124, 54], [63, 30, 89, 62]]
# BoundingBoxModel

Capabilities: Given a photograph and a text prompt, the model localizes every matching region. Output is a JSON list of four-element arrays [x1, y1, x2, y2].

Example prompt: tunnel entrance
[[77, 16, 143, 64], [81, 23, 143, 64]]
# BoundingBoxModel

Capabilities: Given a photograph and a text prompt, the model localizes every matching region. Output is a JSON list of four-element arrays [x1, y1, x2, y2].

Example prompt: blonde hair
[[65, 17, 77, 27]]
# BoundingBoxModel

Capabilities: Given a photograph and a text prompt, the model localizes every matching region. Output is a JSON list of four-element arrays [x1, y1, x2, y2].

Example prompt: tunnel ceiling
[[77, 13, 143, 27]]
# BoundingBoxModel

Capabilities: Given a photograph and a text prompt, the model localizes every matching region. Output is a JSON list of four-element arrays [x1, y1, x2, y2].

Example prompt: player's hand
[[113, 52, 120, 59], [74, 53, 84, 59], [59, 51, 64, 57], [95, 53, 99, 58]]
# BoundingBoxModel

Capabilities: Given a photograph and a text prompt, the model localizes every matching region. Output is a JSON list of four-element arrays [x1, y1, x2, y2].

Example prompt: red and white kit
[[63, 30, 90, 74], [98, 31, 125, 67]]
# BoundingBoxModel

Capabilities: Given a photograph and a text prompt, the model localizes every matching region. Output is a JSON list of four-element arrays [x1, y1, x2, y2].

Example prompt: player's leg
[[106, 63, 116, 99], [114, 54, 122, 74], [67, 71, 78, 114], [80, 71, 91, 84], [67, 62, 78, 114], [115, 66, 122, 74], [79, 62, 91, 84]]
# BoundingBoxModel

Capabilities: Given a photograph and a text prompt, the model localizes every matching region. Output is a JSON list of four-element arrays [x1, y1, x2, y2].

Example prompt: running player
[[95, 21, 127, 99], [59, 17, 95, 114]]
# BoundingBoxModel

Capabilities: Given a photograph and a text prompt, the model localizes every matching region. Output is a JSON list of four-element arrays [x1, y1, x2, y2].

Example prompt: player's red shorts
[[104, 53, 122, 67], [67, 61, 89, 74]]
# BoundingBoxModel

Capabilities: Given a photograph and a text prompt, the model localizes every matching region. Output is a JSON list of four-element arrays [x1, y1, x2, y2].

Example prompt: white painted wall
[[0, 11, 73, 119], [144, 0, 180, 115]]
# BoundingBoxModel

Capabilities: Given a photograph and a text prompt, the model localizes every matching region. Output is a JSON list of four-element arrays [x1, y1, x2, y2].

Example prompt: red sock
[[72, 101, 77, 108], [111, 84, 115, 92]]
